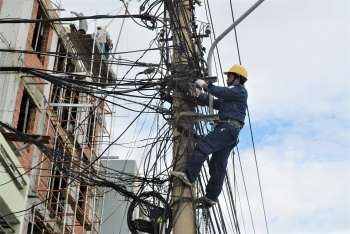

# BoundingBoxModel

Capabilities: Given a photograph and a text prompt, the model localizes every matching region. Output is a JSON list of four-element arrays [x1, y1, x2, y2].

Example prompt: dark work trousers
[[185, 124, 239, 202]]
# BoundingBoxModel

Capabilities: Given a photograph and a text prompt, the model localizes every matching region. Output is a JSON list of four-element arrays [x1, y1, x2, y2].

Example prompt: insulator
[[205, 25, 211, 35], [159, 29, 165, 38]]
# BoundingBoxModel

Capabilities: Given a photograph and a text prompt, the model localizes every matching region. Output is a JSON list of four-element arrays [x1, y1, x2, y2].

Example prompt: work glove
[[195, 79, 206, 88], [191, 88, 202, 97]]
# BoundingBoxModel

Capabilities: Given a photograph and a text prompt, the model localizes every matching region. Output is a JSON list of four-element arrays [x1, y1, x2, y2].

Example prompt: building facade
[[0, 132, 30, 233], [0, 0, 115, 233]]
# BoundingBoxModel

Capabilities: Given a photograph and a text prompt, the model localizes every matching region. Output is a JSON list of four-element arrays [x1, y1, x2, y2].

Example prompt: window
[[17, 92, 36, 134], [49, 85, 79, 131], [30, 5, 52, 64], [78, 185, 87, 211], [31, 7, 44, 56]]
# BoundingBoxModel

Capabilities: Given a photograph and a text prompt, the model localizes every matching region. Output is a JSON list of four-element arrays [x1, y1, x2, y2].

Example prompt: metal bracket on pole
[[167, 114, 219, 125], [206, 0, 265, 118], [167, 76, 217, 83], [195, 114, 219, 122]]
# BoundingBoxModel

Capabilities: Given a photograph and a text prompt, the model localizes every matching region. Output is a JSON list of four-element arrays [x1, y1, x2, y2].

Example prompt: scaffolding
[[25, 14, 114, 234]]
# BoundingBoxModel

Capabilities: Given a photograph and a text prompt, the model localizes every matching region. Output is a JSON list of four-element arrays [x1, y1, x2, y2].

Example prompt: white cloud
[[233, 145, 350, 234]]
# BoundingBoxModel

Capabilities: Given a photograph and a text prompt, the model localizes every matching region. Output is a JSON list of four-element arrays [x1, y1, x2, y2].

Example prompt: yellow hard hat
[[224, 64, 248, 79]]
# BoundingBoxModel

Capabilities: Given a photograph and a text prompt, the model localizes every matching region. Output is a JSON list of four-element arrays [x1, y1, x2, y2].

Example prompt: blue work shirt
[[199, 81, 248, 126]]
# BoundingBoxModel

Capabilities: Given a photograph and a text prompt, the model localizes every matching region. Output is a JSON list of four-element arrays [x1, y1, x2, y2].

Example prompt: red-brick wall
[[12, 0, 54, 172], [12, 0, 53, 130], [11, 82, 36, 174], [24, 0, 53, 92], [27, 107, 40, 134], [12, 83, 24, 129]]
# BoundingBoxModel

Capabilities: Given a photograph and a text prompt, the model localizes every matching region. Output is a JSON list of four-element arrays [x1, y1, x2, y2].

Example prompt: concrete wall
[[0, 0, 34, 124]]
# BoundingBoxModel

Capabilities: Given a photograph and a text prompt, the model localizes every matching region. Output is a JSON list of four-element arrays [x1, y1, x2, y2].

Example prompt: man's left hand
[[196, 79, 205, 87]]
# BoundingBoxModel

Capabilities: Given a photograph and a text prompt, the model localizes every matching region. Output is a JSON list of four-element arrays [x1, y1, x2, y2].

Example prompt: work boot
[[202, 196, 217, 206], [169, 171, 192, 186]]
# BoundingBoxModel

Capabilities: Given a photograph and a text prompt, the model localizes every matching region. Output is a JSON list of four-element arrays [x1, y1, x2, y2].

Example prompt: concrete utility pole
[[169, 0, 196, 233]]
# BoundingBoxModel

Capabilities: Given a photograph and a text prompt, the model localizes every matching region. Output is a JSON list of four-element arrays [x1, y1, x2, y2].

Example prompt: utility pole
[[168, 0, 196, 233]]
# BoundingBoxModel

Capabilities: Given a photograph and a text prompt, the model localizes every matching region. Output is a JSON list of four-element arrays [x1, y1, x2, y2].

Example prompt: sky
[[58, 0, 350, 233]]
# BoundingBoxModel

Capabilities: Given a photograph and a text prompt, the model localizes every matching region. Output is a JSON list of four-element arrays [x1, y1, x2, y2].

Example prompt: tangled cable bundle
[[0, 0, 270, 233]]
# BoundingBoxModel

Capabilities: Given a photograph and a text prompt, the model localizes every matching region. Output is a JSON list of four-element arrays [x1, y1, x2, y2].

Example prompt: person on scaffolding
[[70, 11, 88, 34], [96, 25, 110, 59], [105, 39, 113, 60], [170, 64, 248, 206]]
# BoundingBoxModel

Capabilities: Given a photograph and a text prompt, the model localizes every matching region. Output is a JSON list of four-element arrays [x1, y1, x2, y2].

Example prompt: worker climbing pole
[[167, 1, 266, 233]]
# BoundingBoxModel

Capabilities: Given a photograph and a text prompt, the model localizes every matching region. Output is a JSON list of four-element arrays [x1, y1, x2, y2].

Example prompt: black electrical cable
[[0, 34, 171, 221], [0, 67, 166, 104], [0, 14, 154, 24], [227, 0, 269, 232], [236, 145, 256, 234], [231, 152, 247, 234], [0, 47, 167, 59], [229, 0, 242, 65], [0, 117, 169, 219], [247, 107, 269, 234]]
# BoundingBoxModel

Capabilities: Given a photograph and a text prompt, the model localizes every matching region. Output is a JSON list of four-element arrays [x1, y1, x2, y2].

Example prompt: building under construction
[[0, 0, 121, 233], [0, 0, 270, 233]]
